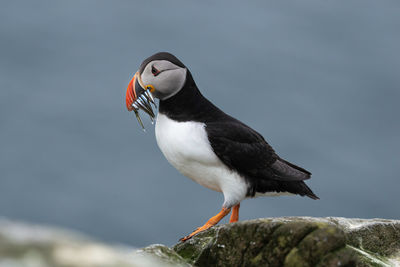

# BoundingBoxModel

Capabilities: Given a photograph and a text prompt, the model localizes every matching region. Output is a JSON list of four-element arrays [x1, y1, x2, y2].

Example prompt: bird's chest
[[155, 113, 222, 191]]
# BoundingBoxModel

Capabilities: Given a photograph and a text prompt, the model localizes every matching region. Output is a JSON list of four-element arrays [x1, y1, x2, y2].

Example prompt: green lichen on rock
[[137, 244, 190, 266], [2, 217, 399, 267], [331, 218, 400, 257], [284, 224, 349, 267], [173, 217, 400, 267], [316, 246, 359, 267], [173, 227, 217, 265]]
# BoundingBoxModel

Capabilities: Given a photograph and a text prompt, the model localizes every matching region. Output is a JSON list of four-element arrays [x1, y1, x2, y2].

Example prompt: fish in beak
[[125, 72, 157, 130]]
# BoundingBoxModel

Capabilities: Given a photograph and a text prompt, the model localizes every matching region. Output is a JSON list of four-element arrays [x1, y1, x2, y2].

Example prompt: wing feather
[[205, 119, 311, 182]]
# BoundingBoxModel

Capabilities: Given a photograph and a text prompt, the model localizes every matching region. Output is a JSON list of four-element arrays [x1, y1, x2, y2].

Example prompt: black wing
[[205, 119, 311, 182]]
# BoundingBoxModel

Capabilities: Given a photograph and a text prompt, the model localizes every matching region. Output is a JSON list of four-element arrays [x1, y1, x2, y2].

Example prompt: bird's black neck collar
[[158, 72, 222, 122]]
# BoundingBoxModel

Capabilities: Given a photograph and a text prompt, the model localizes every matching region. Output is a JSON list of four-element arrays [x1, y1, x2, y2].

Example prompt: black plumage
[[206, 121, 318, 199], [128, 52, 320, 242], [146, 52, 318, 200]]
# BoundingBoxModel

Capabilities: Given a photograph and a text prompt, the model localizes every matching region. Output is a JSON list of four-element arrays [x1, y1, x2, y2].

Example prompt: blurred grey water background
[[0, 0, 399, 247]]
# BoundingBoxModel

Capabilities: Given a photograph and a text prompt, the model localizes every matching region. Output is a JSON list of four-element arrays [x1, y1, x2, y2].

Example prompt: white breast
[[155, 113, 247, 207]]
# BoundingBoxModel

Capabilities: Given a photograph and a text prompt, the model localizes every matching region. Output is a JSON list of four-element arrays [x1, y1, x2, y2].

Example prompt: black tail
[[298, 181, 319, 200], [249, 178, 319, 199], [280, 158, 311, 176], [278, 158, 318, 199]]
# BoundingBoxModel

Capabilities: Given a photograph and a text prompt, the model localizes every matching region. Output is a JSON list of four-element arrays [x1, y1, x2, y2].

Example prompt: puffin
[[125, 52, 319, 241]]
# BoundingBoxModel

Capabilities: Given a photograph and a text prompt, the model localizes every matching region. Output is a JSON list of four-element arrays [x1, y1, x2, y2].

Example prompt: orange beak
[[126, 73, 138, 111], [125, 72, 157, 130]]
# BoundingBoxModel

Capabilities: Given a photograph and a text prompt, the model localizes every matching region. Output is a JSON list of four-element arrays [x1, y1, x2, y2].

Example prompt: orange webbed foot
[[180, 207, 231, 242]]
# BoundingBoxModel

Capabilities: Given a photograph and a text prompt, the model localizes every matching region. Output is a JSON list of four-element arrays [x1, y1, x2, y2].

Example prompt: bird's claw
[[179, 225, 210, 242], [179, 235, 191, 242], [179, 229, 198, 242]]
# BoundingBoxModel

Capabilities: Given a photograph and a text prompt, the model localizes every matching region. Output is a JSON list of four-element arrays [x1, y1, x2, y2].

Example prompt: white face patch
[[140, 60, 187, 100]]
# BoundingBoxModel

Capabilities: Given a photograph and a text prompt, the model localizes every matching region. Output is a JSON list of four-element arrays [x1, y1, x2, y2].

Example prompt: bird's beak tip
[[126, 74, 137, 111], [125, 72, 157, 130]]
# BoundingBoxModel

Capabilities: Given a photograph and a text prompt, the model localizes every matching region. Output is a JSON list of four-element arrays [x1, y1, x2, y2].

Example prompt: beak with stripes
[[126, 72, 157, 130], [125, 53, 187, 130]]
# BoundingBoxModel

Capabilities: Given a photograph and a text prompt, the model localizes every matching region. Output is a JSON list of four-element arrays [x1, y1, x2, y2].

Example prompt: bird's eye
[[151, 66, 161, 76]]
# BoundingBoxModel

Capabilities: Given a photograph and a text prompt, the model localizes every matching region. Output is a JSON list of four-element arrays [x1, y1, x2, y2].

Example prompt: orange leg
[[229, 203, 240, 223], [180, 207, 231, 242]]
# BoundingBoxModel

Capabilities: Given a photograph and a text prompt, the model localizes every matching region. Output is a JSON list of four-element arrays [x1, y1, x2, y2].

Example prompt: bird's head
[[125, 52, 188, 128]]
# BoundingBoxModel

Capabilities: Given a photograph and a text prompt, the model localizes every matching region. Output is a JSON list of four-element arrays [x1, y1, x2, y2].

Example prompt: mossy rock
[[2, 217, 399, 266], [136, 244, 191, 266], [173, 217, 400, 267]]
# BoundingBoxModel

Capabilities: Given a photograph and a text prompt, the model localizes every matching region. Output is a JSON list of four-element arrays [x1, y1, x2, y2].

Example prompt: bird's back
[[158, 74, 318, 199]]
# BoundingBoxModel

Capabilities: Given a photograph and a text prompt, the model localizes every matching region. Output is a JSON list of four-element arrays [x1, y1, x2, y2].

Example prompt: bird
[[125, 52, 319, 242]]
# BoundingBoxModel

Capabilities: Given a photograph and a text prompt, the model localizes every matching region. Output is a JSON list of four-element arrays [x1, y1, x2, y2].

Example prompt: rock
[[2, 217, 399, 266], [0, 218, 181, 267], [172, 217, 400, 267], [136, 244, 191, 267]]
